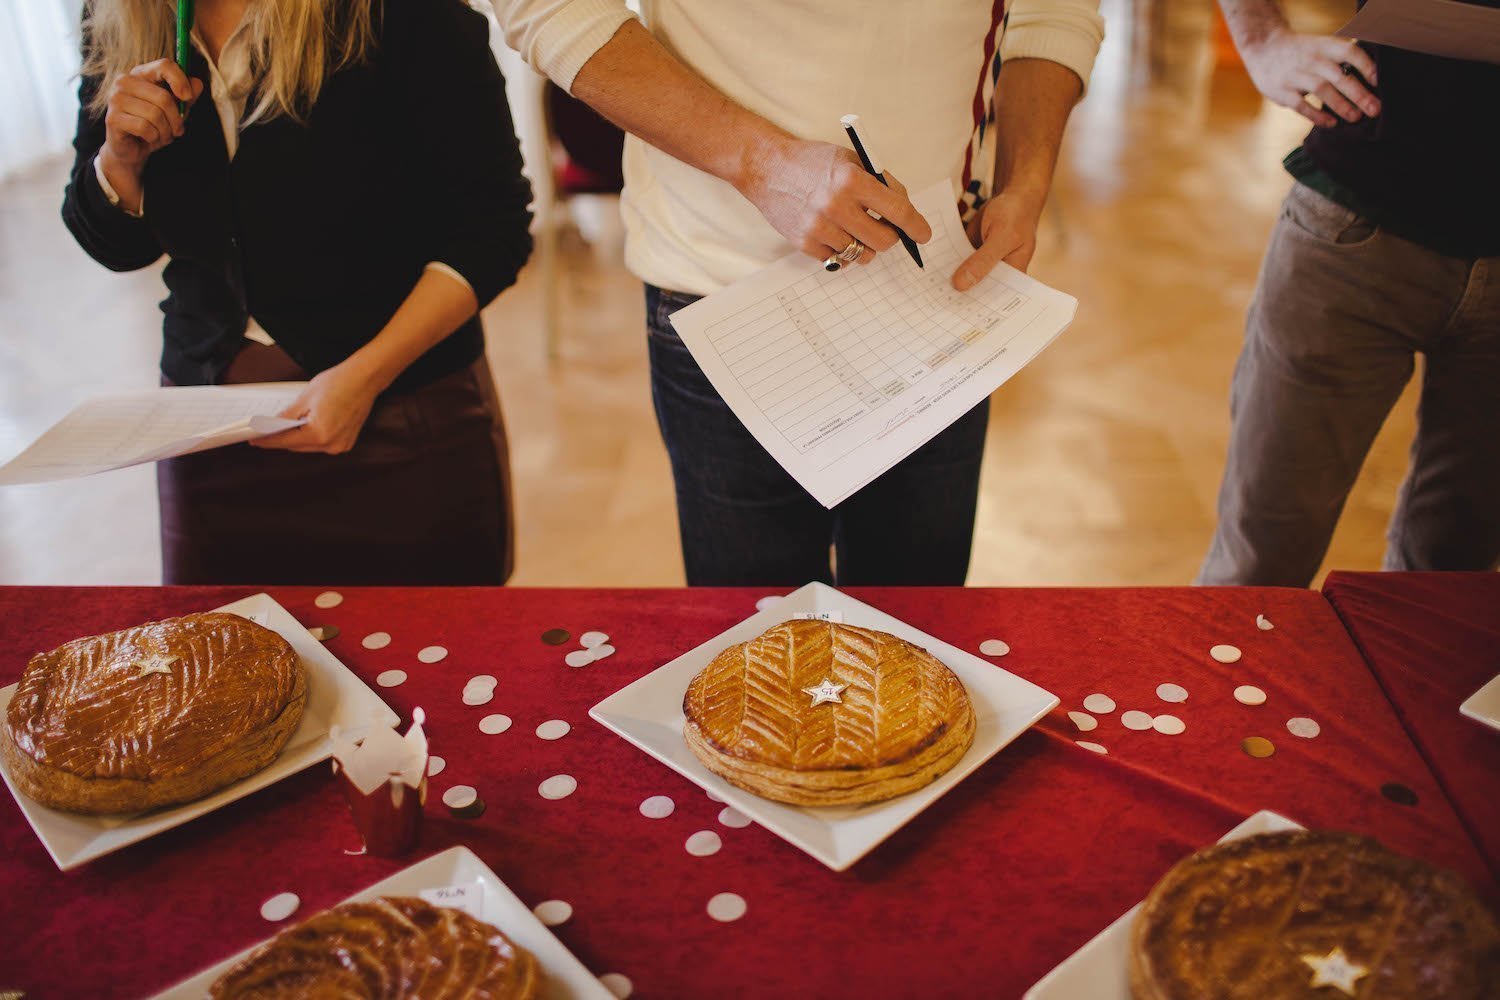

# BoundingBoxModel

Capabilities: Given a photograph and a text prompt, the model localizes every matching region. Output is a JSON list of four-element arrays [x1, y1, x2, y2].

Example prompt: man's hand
[[954, 188, 1046, 289], [251, 363, 381, 455], [1237, 26, 1380, 127], [738, 136, 932, 263]]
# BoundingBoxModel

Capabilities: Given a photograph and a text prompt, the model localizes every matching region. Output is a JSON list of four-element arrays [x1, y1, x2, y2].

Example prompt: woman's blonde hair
[[82, 0, 375, 125]]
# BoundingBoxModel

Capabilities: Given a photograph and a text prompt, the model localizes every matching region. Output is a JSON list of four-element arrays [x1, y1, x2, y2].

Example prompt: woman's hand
[[98, 60, 203, 212], [250, 363, 382, 455]]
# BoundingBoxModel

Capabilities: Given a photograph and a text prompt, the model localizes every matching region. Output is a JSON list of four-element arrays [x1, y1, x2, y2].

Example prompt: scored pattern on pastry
[[8, 613, 300, 781], [1128, 830, 1500, 1000], [684, 621, 975, 805], [700, 622, 961, 771], [211, 896, 539, 999]]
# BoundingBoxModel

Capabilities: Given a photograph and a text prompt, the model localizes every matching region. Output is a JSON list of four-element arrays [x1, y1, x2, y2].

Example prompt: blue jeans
[[646, 284, 990, 586]]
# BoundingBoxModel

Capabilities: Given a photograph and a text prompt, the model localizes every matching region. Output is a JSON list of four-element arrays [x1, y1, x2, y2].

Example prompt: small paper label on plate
[[419, 883, 485, 919], [793, 611, 845, 623]]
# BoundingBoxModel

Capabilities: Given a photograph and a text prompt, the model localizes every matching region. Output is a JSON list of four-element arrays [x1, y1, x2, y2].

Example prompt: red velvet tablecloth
[[0, 586, 1493, 999], [1323, 571, 1500, 884]]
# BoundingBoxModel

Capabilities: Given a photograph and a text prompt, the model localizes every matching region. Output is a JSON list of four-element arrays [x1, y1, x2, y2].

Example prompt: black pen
[[840, 114, 923, 269]]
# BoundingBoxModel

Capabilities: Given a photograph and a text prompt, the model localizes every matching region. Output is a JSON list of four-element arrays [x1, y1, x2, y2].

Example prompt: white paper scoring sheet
[[0, 384, 306, 486], [669, 180, 1078, 507]]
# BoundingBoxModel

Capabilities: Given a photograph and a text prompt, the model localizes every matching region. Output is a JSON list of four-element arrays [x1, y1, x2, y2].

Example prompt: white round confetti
[[538, 774, 577, 800], [1287, 717, 1321, 739], [599, 973, 633, 999], [314, 591, 343, 609], [754, 595, 782, 612], [462, 688, 494, 707], [717, 806, 752, 829], [376, 669, 407, 688], [479, 714, 512, 735], [1067, 710, 1098, 732], [1152, 714, 1185, 735], [979, 638, 1010, 657], [1083, 693, 1116, 714], [1256, 614, 1275, 631], [260, 892, 300, 922], [1210, 644, 1242, 664], [1076, 741, 1108, 754], [532, 900, 572, 926], [362, 631, 392, 650], [564, 649, 596, 668], [705, 789, 724, 803], [1156, 683, 1189, 704], [467, 674, 498, 688], [685, 830, 722, 857], [639, 795, 675, 819], [591, 644, 616, 660], [535, 719, 571, 741], [1121, 710, 1153, 731], [427, 755, 446, 777], [1234, 685, 1267, 706], [417, 645, 448, 664], [706, 892, 747, 922], [442, 785, 477, 809], [580, 631, 609, 648]]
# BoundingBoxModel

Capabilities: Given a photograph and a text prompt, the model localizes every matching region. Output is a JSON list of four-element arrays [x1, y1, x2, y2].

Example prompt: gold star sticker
[[134, 653, 178, 678], [1301, 947, 1368, 996], [801, 678, 847, 706]]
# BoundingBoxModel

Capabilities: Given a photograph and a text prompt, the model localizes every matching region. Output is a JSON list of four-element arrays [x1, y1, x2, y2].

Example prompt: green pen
[[175, 0, 194, 115]]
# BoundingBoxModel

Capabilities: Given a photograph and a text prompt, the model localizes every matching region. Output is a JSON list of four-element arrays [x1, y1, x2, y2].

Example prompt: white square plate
[[1459, 674, 1500, 732], [588, 581, 1059, 871], [1022, 810, 1304, 999], [0, 592, 398, 870], [151, 845, 612, 999]]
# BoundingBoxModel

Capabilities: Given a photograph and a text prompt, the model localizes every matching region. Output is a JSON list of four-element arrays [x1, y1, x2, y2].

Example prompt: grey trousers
[[1199, 182, 1500, 586]]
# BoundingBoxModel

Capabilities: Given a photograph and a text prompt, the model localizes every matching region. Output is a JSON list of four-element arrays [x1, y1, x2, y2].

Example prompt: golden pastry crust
[[3, 612, 304, 814], [683, 621, 975, 806], [1129, 830, 1500, 1000], [210, 896, 540, 999]]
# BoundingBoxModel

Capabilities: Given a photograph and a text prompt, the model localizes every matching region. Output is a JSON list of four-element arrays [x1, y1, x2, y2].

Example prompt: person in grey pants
[[1199, 0, 1500, 586]]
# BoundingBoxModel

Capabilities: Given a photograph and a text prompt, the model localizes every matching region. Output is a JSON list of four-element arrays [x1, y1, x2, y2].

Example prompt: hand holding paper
[[668, 180, 1077, 508]]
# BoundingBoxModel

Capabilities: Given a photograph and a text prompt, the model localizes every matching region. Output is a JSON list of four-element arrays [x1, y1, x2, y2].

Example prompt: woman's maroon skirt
[[158, 344, 513, 585]]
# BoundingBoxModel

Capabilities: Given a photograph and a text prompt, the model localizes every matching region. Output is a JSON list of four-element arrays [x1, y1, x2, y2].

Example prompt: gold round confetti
[[1241, 736, 1275, 759], [1381, 782, 1419, 807], [541, 628, 571, 646], [309, 624, 340, 642], [449, 798, 487, 820]]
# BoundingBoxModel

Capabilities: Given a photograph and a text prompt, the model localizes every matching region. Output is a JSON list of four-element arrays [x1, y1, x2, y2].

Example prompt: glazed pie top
[[6, 612, 302, 781], [1131, 830, 1500, 1000], [210, 896, 539, 999], [683, 620, 970, 773]]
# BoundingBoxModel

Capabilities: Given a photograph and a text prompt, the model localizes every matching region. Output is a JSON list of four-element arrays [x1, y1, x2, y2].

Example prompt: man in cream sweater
[[498, 1, 1104, 585]]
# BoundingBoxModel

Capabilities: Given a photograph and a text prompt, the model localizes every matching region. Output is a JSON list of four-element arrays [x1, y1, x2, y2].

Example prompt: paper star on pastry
[[134, 653, 179, 678], [802, 678, 847, 706], [1301, 947, 1368, 996]]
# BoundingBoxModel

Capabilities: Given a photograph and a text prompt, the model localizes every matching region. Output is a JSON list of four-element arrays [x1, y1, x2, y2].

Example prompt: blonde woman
[[64, 0, 533, 584]]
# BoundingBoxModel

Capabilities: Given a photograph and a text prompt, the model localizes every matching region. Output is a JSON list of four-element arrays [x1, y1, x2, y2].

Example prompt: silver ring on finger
[[822, 254, 842, 272], [837, 239, 865, 263]]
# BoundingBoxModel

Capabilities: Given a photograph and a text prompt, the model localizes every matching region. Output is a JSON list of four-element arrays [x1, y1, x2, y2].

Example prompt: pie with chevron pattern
[[683, 620, 975, 806]]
